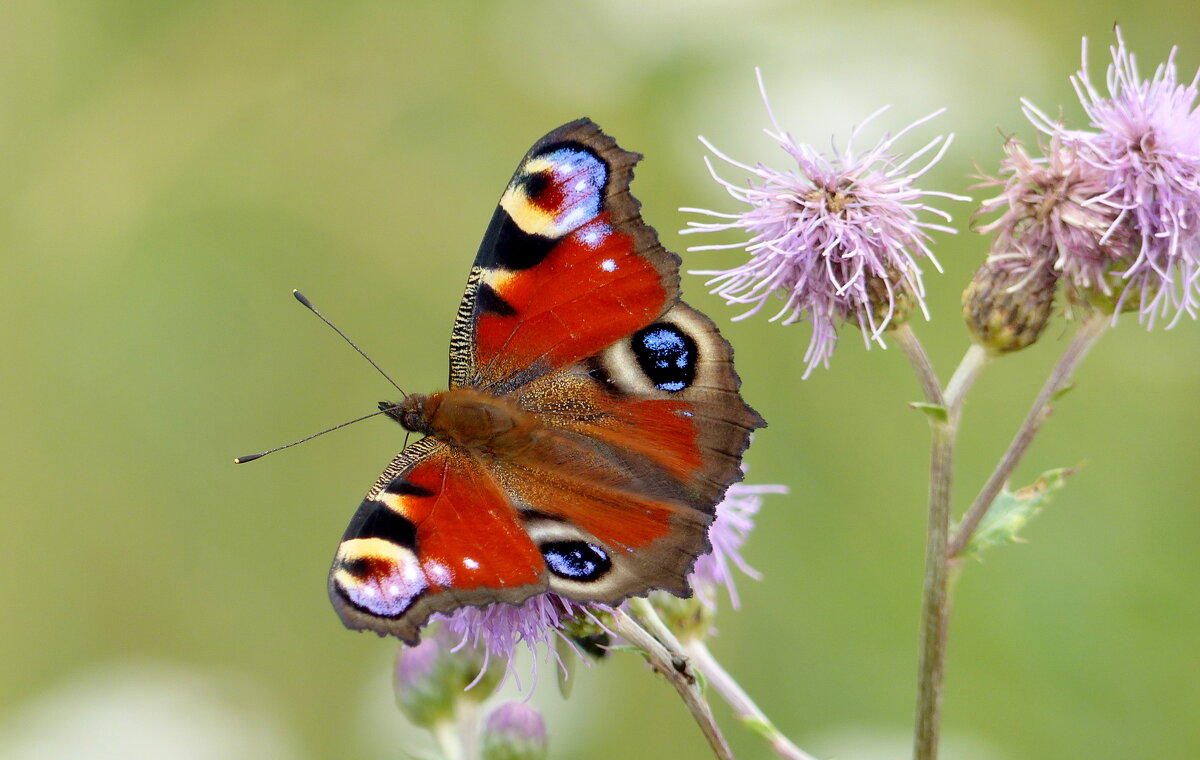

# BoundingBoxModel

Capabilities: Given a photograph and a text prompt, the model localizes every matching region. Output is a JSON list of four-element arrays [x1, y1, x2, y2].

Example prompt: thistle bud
[[481, 702, 548, 760], [649, 590, 714, 642], [866, 268, 919, 331], [963, 257, 1058, 354], [558, 610, 614, 661], [393, 627, 500, 728]]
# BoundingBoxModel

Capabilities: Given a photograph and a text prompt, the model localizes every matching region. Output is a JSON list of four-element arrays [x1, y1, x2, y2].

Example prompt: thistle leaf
[[959, 467, 1077, 559], [1051, 382, 1076, 402], [911, 402, 949, 423]]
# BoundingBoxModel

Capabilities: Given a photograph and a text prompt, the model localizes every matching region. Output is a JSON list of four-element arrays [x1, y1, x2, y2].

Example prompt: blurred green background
[[2, 2, 1198, 758]]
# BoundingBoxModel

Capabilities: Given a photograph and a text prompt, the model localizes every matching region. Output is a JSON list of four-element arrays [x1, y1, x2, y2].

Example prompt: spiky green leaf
[[959, 467, 1076, 559]]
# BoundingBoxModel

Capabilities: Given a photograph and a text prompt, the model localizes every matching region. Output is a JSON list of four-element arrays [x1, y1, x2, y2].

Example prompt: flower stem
[[905, 336, 992, 760], [431, 717, 465, 760], [911, 315, 1105, 760], [892, 322, 945, 406], [618, 600, 735, 760], [457, 699, 481, 760], [913, 416, 956, 760], [683, 639, 819, 760], [944, 344, 990, 413], [948, 312, 1108, 558]]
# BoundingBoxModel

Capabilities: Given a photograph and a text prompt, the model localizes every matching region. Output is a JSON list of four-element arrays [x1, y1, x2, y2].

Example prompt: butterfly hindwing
[[330, 438, 549, 643], [495, 300, 764, 602]]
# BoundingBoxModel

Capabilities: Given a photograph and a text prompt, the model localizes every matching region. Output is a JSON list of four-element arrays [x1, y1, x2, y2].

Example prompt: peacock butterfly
[[327, 119, 764, 643]]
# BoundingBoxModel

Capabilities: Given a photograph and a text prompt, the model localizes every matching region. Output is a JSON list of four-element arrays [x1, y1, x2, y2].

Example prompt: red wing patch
[[473, 216, 667, 380], [410, 451, 544, 593], [330, 445, 544, 628], [448, 119, 679, 390]]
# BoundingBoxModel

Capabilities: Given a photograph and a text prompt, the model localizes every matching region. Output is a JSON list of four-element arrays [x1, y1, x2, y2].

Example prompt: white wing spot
[[601, 258, 617, 272], [424, 560, 453, 586], [463, 557, 480, 570]]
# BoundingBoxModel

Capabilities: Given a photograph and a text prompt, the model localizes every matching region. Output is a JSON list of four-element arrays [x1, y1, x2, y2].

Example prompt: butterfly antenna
[[292, 289, 407, 396], [234, 408, 389, 464]]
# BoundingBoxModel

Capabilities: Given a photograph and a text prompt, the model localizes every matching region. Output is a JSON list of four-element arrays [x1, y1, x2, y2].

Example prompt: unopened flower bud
[[393, 627, 500, 728], [963, 257, 1057, 354], [1067, 272, 1152, 316], [558, 610, 613, 661], [865, 269, 919, 330], [649, 590, 713, 642], [481, 702, 548, 760]]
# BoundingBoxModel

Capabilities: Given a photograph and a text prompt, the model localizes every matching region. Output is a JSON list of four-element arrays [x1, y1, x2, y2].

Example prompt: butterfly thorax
[[384, 389, 537, 457]]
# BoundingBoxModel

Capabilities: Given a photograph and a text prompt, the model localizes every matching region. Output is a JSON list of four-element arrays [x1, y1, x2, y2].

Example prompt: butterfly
[[328, 119, 764, 643]]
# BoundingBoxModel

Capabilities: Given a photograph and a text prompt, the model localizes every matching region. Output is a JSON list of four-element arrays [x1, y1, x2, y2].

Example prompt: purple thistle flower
[[682, 69, 967, 376], [975, 134, 1129, 298], [435, 593, 611, 692], [1023, 28, 1200, 325], [690, 481, 787, 610]]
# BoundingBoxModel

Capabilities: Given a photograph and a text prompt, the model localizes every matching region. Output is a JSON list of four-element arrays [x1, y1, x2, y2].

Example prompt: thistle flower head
[[690, 482, 787, 610], [682, 69, 967, 376], [975, 135, 1130, 297], [1022, 28, 1200, 325], [435, 593, 610, 693]]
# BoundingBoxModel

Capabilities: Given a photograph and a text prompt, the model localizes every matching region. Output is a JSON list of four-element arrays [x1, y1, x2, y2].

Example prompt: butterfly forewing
[[449, 119, 680, 390]]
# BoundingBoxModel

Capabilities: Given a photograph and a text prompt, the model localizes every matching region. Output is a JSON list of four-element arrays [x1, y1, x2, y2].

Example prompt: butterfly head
[[379, 395, 431, 436]]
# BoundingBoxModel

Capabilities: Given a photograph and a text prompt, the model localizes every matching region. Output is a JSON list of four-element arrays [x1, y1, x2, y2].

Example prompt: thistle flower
[[682, 69, 967, 376], [974, 135, 1130, 300], [435, 593, 609, 692], [691, 482, 787, 610], [1022, 28, 1200, 325]]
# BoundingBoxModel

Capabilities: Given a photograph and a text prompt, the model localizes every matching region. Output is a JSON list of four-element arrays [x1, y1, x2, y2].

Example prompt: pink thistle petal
[[434, 594, 611, 694], [690, 482, 788, 610]]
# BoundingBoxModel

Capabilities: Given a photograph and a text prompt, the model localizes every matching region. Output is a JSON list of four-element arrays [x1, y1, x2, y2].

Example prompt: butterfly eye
[[631, 324, 698, 393], [540, 540, 611, 582]]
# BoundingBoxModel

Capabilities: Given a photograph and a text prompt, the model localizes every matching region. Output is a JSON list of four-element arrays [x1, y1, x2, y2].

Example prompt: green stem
[[913, 419, 956, 760], [683, 639, 818, 760], [457, 699, 481, 760], [903, 338, 990, 760], [944, 344, 990, 414], [618, 601, 735, 760], [948, 313, 1108, 558], [892, 323, 945, 406], [431, 718, 464, 760]]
